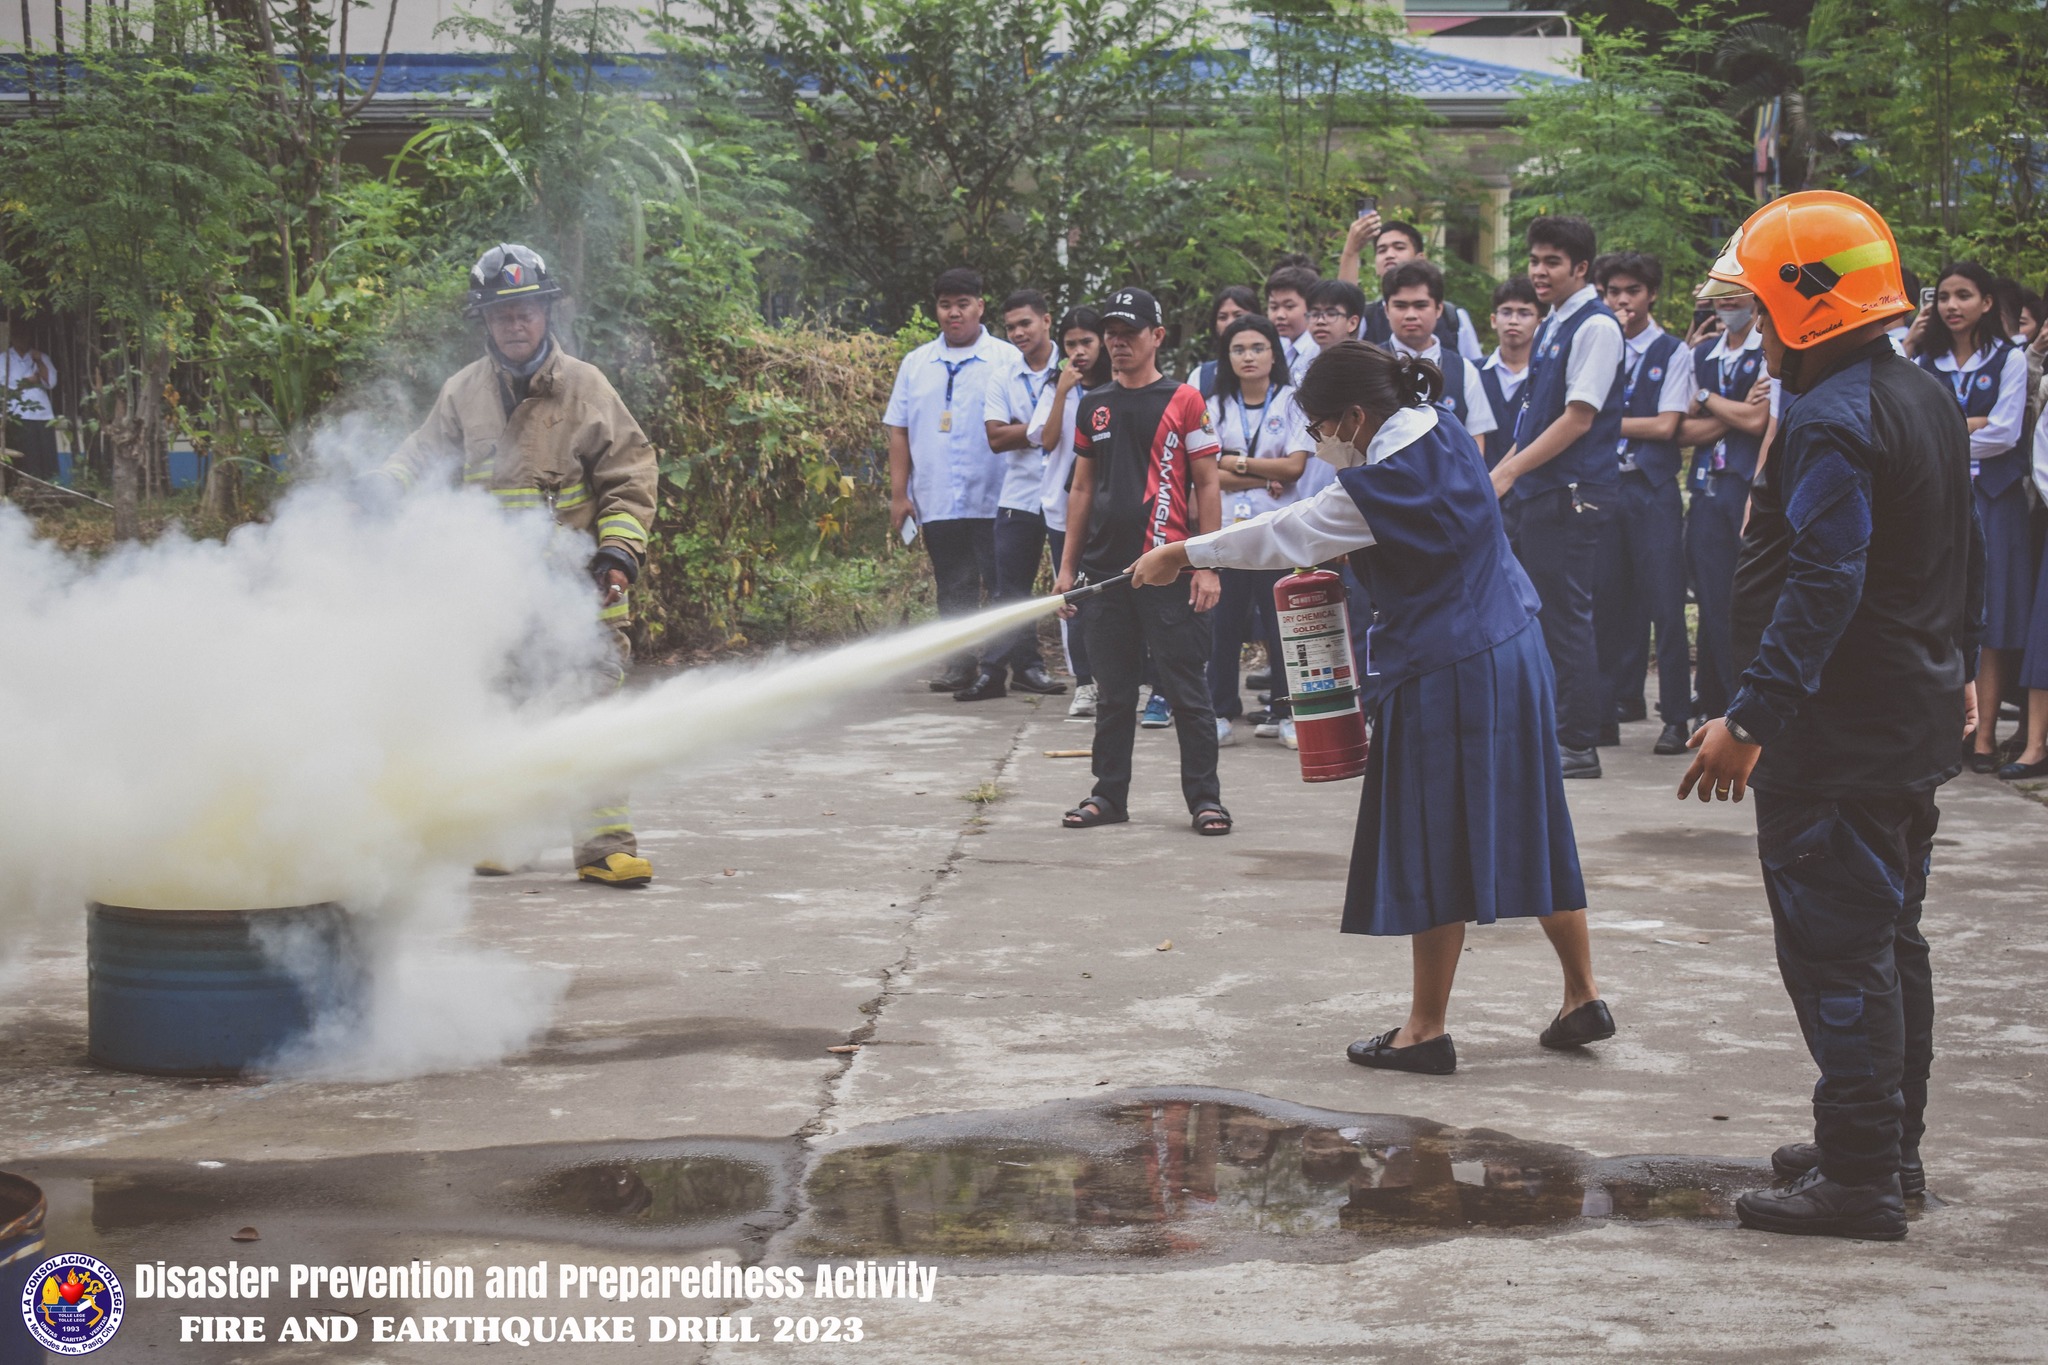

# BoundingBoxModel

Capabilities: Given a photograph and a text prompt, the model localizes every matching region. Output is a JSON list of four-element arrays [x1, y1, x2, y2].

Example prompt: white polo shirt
[[1929, 342, 2030, 461], [883, 327, 1021, 523], [1280, 331, 1321, 379], [983, 349, 1060, 514], [1535, 284, 1624, 410], [1025, 379, 1093, 534], [1389, 335, 1496, 437], [2, 347, 57, 422], [1207, 385, 1314, 522]]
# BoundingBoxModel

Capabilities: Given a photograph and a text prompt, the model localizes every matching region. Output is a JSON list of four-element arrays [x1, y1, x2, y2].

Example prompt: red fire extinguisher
[[1271, 569, 1369, 782]]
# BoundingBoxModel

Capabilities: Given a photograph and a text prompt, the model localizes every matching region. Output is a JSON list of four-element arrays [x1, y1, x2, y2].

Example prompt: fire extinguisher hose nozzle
[[1058, 571, 1132, 605]]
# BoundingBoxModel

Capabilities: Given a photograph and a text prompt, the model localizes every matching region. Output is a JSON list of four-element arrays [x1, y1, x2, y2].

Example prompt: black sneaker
[[1770, 1141, 1924, 1197], [1736, 1168, 1906, 1241]]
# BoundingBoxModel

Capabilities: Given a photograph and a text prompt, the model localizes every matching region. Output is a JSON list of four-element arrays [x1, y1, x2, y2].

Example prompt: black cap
[[1098, 287, 1161, 329]]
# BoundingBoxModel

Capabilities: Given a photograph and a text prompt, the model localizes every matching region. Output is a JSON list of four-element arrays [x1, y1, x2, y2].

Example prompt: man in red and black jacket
[[1055, 288, 1232, 835]]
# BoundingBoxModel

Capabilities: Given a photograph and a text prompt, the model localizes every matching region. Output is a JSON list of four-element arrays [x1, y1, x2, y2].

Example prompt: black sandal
[[1191, 802, 1232, 836], [1062, 797, 1127, 829]]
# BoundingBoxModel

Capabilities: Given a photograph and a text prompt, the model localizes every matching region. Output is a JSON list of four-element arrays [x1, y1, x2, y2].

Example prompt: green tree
[[0, 5, 278, 538], [1510, 7, 1748, 320]]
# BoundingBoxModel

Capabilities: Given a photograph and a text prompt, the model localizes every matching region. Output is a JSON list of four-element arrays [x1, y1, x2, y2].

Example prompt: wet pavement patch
[[16, 1091, 1785, 1275], [793, 1088, 1765, 1266]]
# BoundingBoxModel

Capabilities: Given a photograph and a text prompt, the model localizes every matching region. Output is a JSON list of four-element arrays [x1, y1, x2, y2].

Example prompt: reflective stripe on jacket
[[384, 347, 657, 562]]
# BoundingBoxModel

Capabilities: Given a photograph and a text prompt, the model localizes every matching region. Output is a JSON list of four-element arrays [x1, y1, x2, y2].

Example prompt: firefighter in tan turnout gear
[[382, 243, 659, 888]]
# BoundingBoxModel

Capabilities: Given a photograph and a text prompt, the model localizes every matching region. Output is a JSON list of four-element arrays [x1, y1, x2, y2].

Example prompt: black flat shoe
[[1559, 745, 1602, 779], [1771, 1140, 1925, 1197], [1736, 1169, 1906, 1241], [1539, 999, 1616, 1049], [1012, 664, 1069, 695], [1615, 698, 1648, 723], [928, 670, 975, 693], [1998, 756, 2048, 780], [1969, 750, 2000, 774], [1654, 722, 1691, 755], [953, 672, 1008, 702], [1346, 1028, 1457, 1075]]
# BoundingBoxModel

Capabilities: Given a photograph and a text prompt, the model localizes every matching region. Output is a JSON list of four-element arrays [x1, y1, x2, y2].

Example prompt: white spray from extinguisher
[[1270, 569, 1370, 782]]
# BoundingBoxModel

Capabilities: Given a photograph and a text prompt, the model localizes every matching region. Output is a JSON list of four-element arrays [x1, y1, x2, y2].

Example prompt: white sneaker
[[1278, 717, 1298, 750], [1068, 682, 1098, 718], [1216, 717, 1236, 747], [1253, 717, 1281, 739]]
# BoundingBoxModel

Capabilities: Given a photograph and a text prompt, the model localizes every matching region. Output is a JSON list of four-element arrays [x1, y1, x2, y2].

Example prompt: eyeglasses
[[1226, 343, 1272, 358], [1307, 309, 1357, 324]]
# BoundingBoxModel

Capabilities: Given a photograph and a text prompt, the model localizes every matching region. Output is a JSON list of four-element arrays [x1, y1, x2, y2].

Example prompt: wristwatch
[[1695, 387, 1712, 409], [1235, 455, 1249, 475], [1724, 715, 1760, 746]]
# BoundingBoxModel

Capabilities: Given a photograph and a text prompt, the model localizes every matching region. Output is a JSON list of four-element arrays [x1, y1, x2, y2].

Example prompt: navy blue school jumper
[[1595, 329, 1692, 727], [1915, 341, 2034, 651], [1338, 415, 1585, 935], [1507, 298, 1626, 751], [1476, 363, 1516, 470], [1686, 334, 1769, 719]]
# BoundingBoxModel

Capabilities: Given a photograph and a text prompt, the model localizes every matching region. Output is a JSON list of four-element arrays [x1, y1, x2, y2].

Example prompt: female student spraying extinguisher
[[1127, 341, 1613, 1075], [1906, 261, 2034, 770]]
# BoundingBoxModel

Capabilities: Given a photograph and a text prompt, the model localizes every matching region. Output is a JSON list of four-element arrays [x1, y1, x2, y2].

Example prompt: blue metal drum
[[87, 903, 364, 1077], [0, 1172, 47, 1363]]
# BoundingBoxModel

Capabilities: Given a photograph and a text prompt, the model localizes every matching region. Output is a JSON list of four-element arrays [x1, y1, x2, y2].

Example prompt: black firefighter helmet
[[465, 243, 564, 317]]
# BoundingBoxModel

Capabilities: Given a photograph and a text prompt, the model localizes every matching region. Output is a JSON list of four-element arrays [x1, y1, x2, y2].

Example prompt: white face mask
[[1314, 430, 1365, 469], [1715, 302, 1756, 334]]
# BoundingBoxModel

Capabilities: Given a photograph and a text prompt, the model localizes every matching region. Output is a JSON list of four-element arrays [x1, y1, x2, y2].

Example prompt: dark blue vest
[[1915, 340, 2029, 497], [1195, 358, 1219, 400], [1510, 298, 1626, 496], [1688, 335, 1767, 489], [1476, 362, 1516, 469], [1336, 416, 1541, 696], [1434, 351, 1470, 429], [1618, 330, 1687, 485]]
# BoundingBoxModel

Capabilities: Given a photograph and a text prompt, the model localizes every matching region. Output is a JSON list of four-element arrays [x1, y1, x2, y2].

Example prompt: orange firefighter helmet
[[1697, 191, 1912, 349]]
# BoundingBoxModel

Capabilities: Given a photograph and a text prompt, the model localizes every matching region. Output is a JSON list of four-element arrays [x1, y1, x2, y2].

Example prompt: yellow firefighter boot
[[578, 852, 653, 888]]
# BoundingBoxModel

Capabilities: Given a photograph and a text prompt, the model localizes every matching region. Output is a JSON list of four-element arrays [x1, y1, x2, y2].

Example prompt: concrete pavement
[[3, 673, 2045, 1362]]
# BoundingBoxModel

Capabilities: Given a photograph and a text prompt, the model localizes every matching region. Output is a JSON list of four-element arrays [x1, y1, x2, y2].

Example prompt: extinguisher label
[[1277, 604, 1354, 698]]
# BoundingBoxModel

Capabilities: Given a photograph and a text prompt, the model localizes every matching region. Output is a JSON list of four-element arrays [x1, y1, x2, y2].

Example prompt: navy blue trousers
[[1511, 482, 1614, 751], [1755, 787, 1938, 1186], [1209, 568, 1290, 719], [1596, 471, 1691, 725], [1685, 474, 1748, 718], [989, 506, 1049, 680]]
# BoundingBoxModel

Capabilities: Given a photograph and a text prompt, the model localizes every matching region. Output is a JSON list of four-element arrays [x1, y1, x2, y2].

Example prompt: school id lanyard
[[938, 354, 979, 432], [1021, 363, 1055, 411], [1235, 395, 1269, 462], [1615, 345, 1651, 464]]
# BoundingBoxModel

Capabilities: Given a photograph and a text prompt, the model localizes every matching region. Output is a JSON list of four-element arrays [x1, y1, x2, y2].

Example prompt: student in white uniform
[[1378, 260, 1496, 442], [1, 328, 59, 487], [1029, 306, 1112, 718], [1265, 264, 1322, 377], [1476, 276, 1540, 469], [1186, 286, 1259, 398], [1205, 314, 1315, 748]]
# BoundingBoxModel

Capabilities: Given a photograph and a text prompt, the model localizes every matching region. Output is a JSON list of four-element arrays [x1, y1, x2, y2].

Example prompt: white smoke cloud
[[0, 424, 1054, 1080]]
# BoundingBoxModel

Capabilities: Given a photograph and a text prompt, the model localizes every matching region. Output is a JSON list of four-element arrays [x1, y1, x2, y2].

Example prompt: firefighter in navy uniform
[[1679, 192, 1982, 1240], [381, 244, 660, 888]]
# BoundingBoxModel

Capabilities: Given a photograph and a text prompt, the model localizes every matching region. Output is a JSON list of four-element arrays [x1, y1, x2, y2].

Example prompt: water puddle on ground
[[793, 1089, 1758, 1266], [15, 1090, 1770, 1274]]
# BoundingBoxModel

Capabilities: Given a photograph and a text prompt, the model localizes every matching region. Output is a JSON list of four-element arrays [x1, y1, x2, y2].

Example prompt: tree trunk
[[109, 345, 171, 542]]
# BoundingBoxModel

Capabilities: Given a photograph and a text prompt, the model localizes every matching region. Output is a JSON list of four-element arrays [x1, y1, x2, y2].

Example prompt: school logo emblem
[[1090, 405, 1112, 432], [1648, 366, 1663, 381], [1548, 343, 1562, 358], [21, 1255, 125, 1355], [1975, 373, 1992, 390]]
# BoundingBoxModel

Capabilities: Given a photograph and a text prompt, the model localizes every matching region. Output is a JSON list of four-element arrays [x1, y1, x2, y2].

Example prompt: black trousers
[[1208, 568, 1290, 719], [1755, 787, 1938, 1187], [923, 516, 997, 677], [4, 418, 59, 483], [1083, 581, 1220, 813], [1596, 471, 1691, 725], [1045, 529, 1093, 684], [1511, 481, 1613, 751], [989, 506, 1049, 680], [1686, 474, 1748, 718]]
